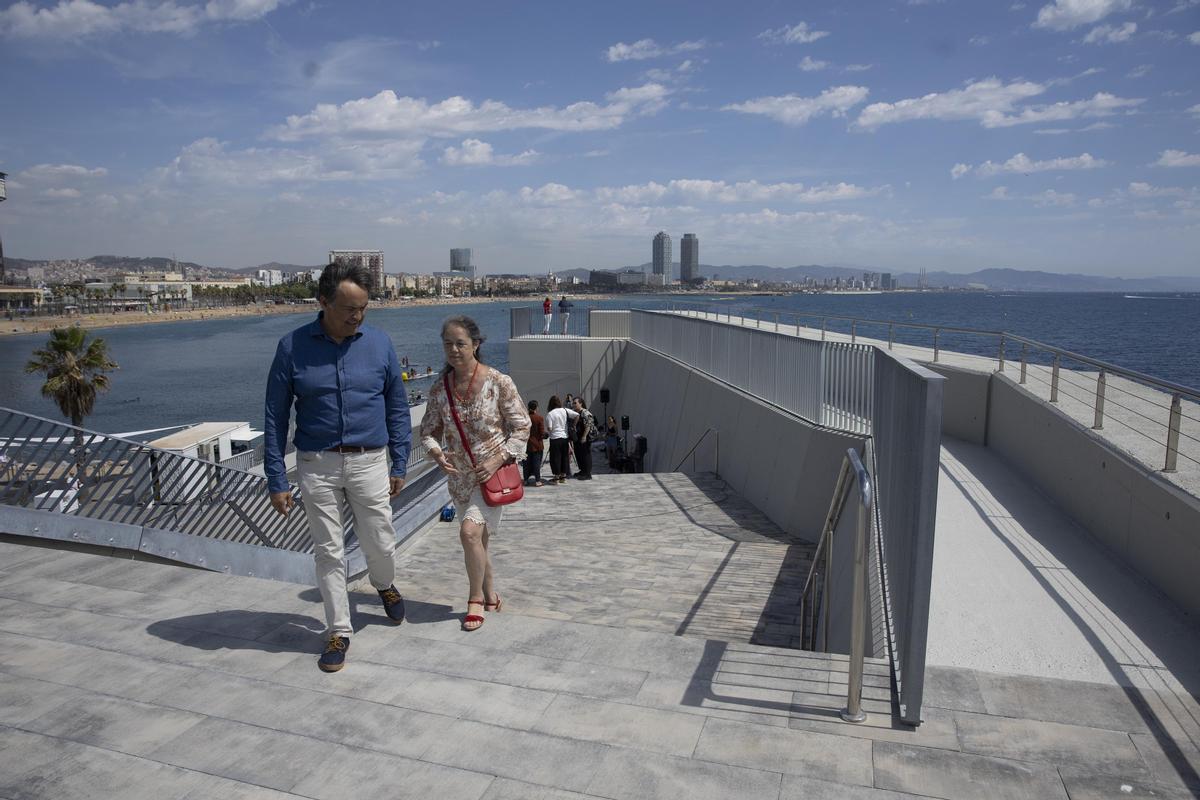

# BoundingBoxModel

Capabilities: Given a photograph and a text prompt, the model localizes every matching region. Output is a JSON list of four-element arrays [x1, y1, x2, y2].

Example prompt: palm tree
[[25, 328, 119, 479]]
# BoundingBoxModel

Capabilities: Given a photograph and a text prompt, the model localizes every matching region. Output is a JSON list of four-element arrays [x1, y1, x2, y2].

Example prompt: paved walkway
[[3, 460, 1200, 798]]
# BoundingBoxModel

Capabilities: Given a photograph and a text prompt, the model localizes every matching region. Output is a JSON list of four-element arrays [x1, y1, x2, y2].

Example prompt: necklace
[[453, 360, 480, 404]]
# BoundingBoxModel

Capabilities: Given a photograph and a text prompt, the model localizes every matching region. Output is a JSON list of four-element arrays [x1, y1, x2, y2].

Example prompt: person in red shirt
[[524, 399, 547, 486], [541, 296, 552, 335]]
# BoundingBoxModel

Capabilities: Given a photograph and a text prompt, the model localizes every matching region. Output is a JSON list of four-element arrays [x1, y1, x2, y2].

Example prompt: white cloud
[[957, 151, 1109, 177], [1034, 128, 1072, 134], [441, 138, 538, 167], [1033, 0, 1132, 31], [1155, 149, 1200, 167], [518, 183, 581, 205], [799, 56, 828, 71], [1129, 182, 1188, 197], [985, 186, 1012, 199], [951, 163, 972, 179], [1032, 189, 1077, 206], [1190, 31, 1200, 44], [1082, 21, 1136, 43], [604, 38, 705, 62], [270, 84, 670, 140], [844, 63, 874, 72], [154, 136, 426, 184], [758, 22, 830, 45], [21, 163, 108, 179], [853, 78, 1142, 130], [724, 85, 869, 126], [44, 187, 82, 198], [1188, 103, 1200, 117], [1126, 63, 1152, 78], [591, 179, 883, 205], [0, 0, 283, 40]]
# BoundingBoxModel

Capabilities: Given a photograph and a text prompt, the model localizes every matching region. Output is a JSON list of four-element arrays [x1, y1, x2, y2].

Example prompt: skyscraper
[[652, 231, 672, 285], [680, 233, 699, 284], [450, 248, 475, 282]]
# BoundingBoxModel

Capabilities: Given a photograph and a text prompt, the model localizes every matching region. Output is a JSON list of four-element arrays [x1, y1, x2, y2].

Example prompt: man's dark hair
[[527, 399, 538, 412], [318, 261, 371, 302]]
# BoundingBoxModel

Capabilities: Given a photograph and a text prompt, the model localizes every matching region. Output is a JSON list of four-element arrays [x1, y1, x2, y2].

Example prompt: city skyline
[[2, 1, 1199, 278]]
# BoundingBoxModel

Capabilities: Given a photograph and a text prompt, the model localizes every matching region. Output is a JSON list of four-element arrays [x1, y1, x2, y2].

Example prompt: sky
[[1, 0, 1199, 277]]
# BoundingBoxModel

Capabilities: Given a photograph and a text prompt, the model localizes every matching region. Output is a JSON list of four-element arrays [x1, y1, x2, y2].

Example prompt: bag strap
[[443, 372, 478, 469]]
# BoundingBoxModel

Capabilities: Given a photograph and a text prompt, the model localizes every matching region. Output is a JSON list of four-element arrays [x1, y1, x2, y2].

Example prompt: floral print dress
[[419, 366, 531, 507]]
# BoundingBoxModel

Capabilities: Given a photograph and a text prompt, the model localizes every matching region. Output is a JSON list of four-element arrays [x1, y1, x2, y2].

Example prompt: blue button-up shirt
[[263, 314, 410, 494]]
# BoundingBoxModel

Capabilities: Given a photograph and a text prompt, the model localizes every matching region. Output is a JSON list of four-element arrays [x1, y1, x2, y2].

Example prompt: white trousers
[[296, 448, 396, 637], [542, 313, 552, 334], [560, 312, 570, 334]]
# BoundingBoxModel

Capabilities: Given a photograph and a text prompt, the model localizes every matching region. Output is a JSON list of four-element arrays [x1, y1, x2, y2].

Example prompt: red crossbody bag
[[443, 372, 524, 507]]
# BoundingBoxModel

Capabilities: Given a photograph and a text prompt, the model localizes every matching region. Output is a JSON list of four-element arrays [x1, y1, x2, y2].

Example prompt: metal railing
[[0, 406, 432, 556], [673, 427, 719, 477], [799, 448, 874, 723], [665, 300, 1199, 475], [512, 304, 591, 337], [631, 309, 873, 434]]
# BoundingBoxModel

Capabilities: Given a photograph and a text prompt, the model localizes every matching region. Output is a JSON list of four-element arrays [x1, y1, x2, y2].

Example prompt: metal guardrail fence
[[0, 406, 433, 557], [630, 309, 873, 434], [511, 303, 592, 337], [664, 299, 1199, 475]]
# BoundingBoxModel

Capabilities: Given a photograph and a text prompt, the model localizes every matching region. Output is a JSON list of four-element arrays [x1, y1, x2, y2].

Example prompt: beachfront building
[[680, 233, 699, 283], [255, 269, 284, 287], [652, 231, 672, 286], [84, 277, 193, 307], [0, 286, 47, 311], [328, 249, 384, 294]]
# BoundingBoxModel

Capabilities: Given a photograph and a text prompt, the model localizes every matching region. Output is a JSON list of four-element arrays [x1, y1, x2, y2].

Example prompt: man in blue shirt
[[264, 261, 410, 672]]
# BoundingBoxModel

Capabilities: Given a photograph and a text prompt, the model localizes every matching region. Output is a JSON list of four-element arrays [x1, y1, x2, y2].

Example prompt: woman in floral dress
[[420, 315, 531, 630]]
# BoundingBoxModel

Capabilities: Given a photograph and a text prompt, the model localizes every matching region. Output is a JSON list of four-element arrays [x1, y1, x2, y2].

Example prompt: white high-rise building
[[652, 231, 672, 285]]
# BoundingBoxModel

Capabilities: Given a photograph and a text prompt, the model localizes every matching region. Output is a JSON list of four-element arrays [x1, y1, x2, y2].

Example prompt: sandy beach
[[0, 294, 616, 337]]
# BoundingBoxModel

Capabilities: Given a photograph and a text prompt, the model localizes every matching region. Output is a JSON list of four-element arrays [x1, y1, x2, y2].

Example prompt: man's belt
[[326, 445, 383, 454]]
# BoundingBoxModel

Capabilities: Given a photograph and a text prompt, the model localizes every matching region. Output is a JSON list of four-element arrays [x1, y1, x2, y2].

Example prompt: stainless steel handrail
[[673, 427, 719, 476], [798, 447, 873, 723]]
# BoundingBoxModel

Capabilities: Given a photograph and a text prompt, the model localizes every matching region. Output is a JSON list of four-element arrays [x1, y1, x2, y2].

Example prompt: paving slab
[[291, 744, 493, 800], [953, 710, 1147, 777], [531, 694, 706, 757], [873, 740, 1069, 800], [692, 716, 873, 786], [584, 746, 783, 800], [20, 691, 207, 758]]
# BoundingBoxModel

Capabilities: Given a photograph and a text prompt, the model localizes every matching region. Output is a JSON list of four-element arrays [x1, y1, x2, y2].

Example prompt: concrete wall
[[921, 363, 990, 445], [515, 338, 865, 540], [508, 337, 627, 412], [986, 374, 1200, 619]]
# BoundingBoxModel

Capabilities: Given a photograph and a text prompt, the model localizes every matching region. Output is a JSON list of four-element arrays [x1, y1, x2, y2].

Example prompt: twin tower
[[652, 232, 700, 285]]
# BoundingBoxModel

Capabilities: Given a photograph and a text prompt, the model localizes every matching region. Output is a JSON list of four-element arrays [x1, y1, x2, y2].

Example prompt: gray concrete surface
[[3, 451, 1200, 799]]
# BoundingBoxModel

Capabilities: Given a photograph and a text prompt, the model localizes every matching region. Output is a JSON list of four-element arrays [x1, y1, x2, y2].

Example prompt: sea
[[1, 292, 1196, 437]]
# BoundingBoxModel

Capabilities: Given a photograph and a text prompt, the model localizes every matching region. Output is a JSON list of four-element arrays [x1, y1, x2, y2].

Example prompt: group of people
[[522, 393, 605, 485], [541, 295, 574, 335], [265, 261, 535, 672]]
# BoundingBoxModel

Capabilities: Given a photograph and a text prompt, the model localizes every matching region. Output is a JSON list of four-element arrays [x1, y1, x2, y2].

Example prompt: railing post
[[888, 324, 894, 350], [1019, 343, 1028, 384], [851, 321, 857, 344], [821, 318, 827, 341], [841, 498, 869, 724], [1164, 393, 1181, 473], [933, 328, 940, 362], [774, 312, 779, 333], [1050, 355, 1061, 402], [1093, 369, 1107, 429], [998, 335, 1006, 373]]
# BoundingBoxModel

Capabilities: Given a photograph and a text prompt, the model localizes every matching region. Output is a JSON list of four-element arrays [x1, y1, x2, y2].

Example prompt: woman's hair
[[548, 395, 561, 411], [527, 399, 538, 412], [440, 315, 485, 375], [574, 397, 587, 409]]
